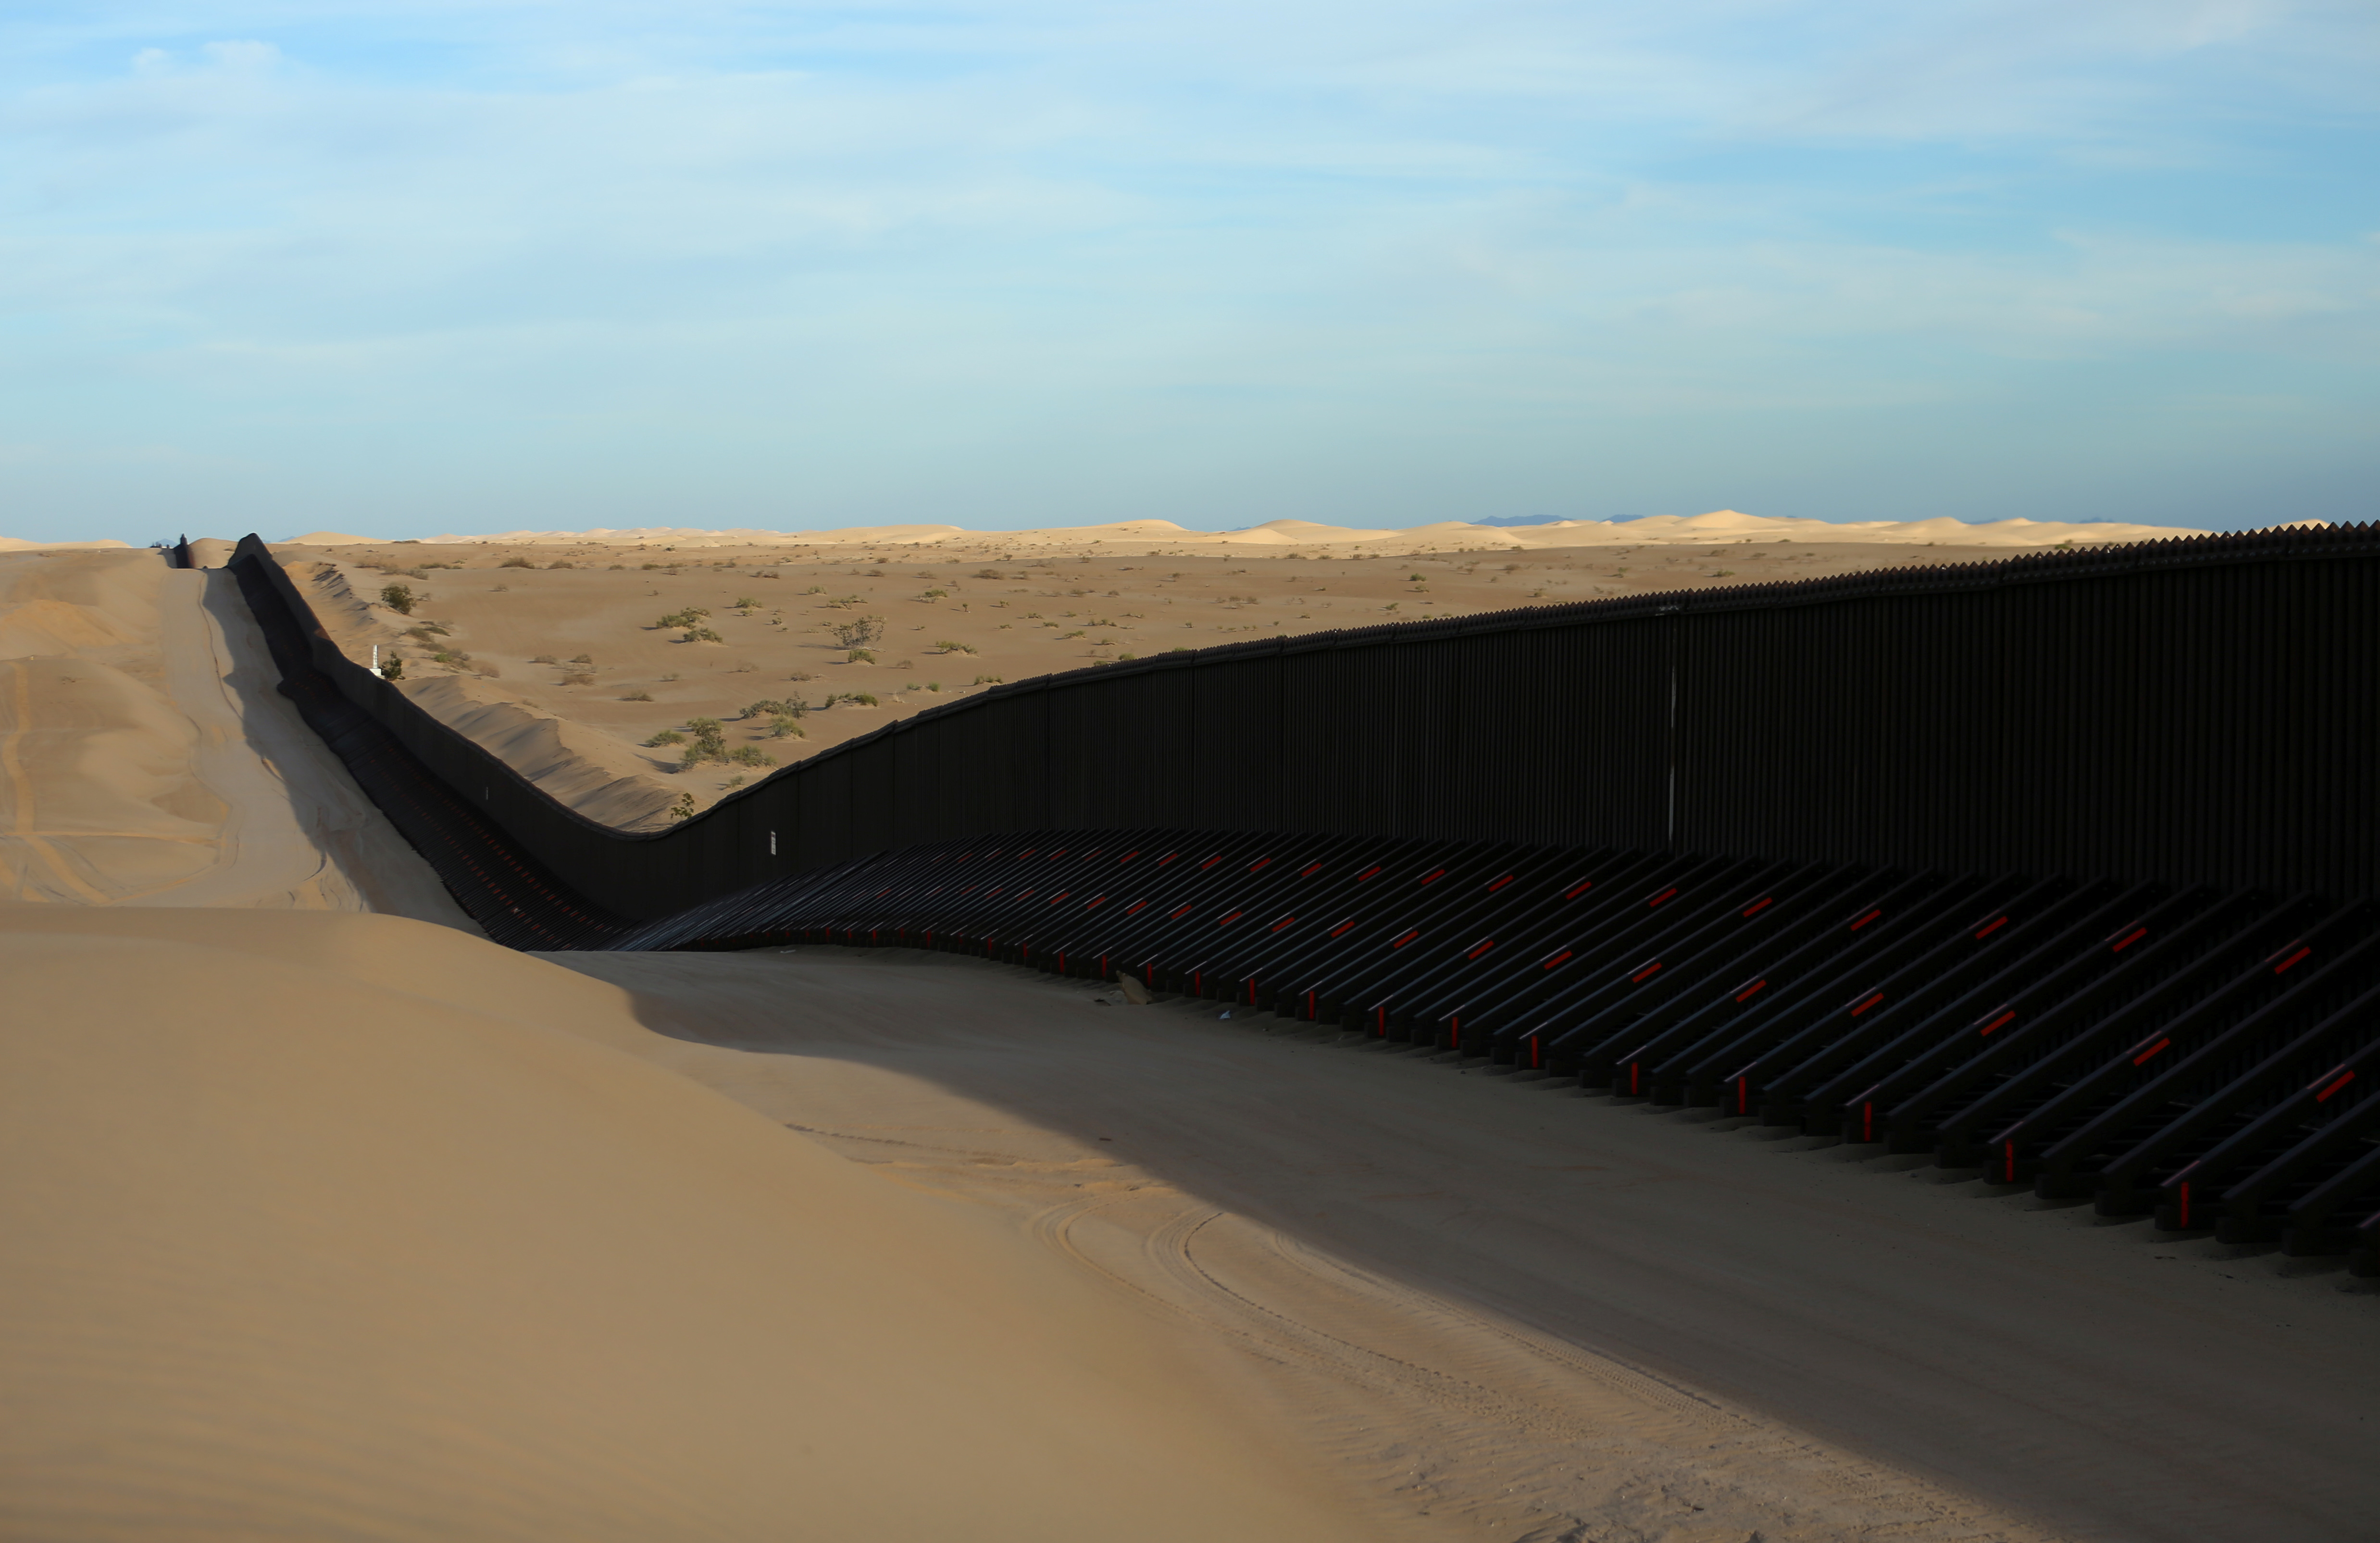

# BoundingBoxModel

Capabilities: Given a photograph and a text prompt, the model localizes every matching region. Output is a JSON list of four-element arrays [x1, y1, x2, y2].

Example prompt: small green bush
[[934, 639, 976, 654], [682, 626, 724, 643], [972, 674, 1004, 684], [645, 729, 685, 746], [500, 556, 536, 569], [847, 648, 876, 664], [547, 560, 573, 570], [530, 654, 557, 664], [568, 653, 593, 664], [621, 690, 653, 701], [726, 744, 775, 767], [766, 715, 805, 739], [379, 583, 416, 615], [667, 792, 696, 820]]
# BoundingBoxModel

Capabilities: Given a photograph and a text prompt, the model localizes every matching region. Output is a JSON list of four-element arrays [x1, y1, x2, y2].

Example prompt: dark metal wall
[[233, 522, 2379, 924]]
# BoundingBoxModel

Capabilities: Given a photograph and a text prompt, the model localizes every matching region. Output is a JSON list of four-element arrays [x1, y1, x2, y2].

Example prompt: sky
[[2, 1, 2375, 543]]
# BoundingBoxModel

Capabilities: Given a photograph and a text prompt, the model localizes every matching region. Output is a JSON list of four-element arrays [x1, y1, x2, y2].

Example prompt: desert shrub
[[430, 648, 468, 666], [491, 584, 509, 591], [787, 670, 818, 682], [934, 639, 977, 654], [379, 583, 416, 614], [621, 689, 653, 701], [644, 729, 685, 746], [742, 698, 801, 719], [1059, 629, 1086, 640], [405, 623, 449, 640], [667, 792, 696, 820], [500, 556, 536, 568], [828, 615, 885, 648], [660, 672, 679, 682], [560, 671, 596, 686], [922, 587, 947, 599], [974, 569, 1000, 579], [682, 626, 724, 643], [1118, 652, 1137, 661], [893, 658, 914, 669], [381, 657, 405, 680], [766, 715, 804, 739], [823, 691, 879, 708], [547, 560, 573, 570], [530, 654, 557, 664], [733, 595, 760, 609], [608, 564, 624, 570], [641, 563, 666, 570], [1409, 573, 1425, 581], [804, 585, 824, 594], [727, 744, 775, 767], [846, 648, 875, 664], [656, 607, 711, 628], [568, 652, 593, 663], [972, 674, 1003, 684]]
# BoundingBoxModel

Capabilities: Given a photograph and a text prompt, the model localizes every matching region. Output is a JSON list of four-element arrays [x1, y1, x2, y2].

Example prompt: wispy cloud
[[0, 0, 2373, 539]]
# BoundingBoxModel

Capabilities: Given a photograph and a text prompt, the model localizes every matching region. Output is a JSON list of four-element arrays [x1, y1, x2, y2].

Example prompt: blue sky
[[3, 1, 2374, 542]]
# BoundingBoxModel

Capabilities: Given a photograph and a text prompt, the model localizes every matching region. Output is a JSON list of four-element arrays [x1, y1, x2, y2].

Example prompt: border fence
[[230, 523, 2377, 925], [219, 523, 2380, 1271]]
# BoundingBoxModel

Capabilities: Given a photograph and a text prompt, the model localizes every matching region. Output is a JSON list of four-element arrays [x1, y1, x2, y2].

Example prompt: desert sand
[[547, 942, 2380, 1543], [0, 547, 470, 920], [8, 534, 2372, 1542], [263, 510, 2222, 825], [0, 909, 1371, 1542]]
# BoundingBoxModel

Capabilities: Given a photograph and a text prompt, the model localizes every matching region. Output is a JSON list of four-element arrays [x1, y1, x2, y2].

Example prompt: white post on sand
[[369, 644, 382, 678]]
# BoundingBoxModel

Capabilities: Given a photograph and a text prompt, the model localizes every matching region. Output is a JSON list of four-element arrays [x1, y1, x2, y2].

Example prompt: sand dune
[[402, 508, 2211, 552], [0, 909, 1370, 1541], [0, 536, 132, 552], [0, 548, 472, 919]]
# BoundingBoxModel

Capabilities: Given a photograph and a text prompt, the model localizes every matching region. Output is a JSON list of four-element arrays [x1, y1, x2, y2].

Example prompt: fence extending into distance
[[214, 524, 2380, 1274], [227, 523, 2378, 928]]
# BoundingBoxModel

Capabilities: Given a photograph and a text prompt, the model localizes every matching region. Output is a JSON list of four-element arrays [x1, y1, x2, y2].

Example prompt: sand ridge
[[0, 547, 473, 921]]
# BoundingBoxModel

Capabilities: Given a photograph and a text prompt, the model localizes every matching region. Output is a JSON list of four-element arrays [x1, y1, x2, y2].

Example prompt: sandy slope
[[269, 509, 2222, 825], [0, 549, 471, 923], [548, 944, 2380, 1543], [0, 909, 1369, 1542]]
